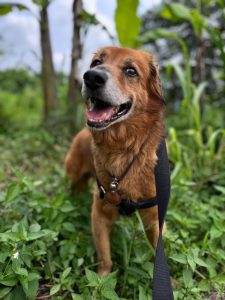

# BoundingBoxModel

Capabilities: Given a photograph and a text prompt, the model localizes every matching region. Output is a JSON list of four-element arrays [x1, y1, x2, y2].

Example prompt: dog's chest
[[95, 154, 157, 201]]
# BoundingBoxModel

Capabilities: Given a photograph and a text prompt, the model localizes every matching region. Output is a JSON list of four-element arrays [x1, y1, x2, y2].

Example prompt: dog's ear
[[148, 59, 165, 105]]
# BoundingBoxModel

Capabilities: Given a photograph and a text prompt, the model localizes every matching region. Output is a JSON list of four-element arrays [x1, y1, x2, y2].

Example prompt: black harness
[[96, 139, 174, 299], [96, 178, 157, 216]]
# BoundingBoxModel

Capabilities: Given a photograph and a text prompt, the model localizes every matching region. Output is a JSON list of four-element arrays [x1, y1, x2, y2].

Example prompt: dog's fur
[[65, 47, 165, 276]]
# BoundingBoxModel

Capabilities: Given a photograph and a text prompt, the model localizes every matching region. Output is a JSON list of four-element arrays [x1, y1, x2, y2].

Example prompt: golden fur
[[65, 47, 165, 276]]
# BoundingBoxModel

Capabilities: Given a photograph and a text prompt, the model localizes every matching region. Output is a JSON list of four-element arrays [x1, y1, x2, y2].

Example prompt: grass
[[0, 123, 224, 300]]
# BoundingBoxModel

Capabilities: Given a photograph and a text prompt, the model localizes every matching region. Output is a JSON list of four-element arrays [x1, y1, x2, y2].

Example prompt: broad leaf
[[61, 267, 72, 281], [115, 0, 141, 47], [0, 287, 12, 298], [139, 28, 178, 43], [101, 287, 119, 300], [160, 3, 191, 21], [183, 268, 193, 288], [85, 268, 99, 284], [50, 283, 61, 296], [5, 183, 23, 202]]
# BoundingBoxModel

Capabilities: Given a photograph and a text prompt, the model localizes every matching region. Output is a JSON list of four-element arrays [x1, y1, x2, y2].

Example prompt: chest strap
[[96, 178, 157, 216]]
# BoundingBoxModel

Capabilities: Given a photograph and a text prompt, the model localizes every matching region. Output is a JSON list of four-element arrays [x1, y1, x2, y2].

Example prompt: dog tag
[[104, 191, 121, 206]]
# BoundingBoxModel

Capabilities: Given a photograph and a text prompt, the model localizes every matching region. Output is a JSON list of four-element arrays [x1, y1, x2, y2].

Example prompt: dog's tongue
[[87, 106, 115, 122]]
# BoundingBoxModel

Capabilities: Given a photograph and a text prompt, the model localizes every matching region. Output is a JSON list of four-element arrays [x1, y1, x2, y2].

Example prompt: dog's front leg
[[139, 206, 165, 248], [91, 188, 119, 276]]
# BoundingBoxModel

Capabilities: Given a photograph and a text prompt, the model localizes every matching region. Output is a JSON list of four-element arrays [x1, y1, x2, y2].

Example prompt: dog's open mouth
[[86, 98, 132, 128]]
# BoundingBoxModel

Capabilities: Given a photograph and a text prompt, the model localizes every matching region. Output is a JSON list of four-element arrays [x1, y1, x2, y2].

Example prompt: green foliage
[[115, 0, 141, 47], [0, 71, 43, 131], [0, 69, 39, 93], [0, 0, 224, 299], [0, 3, 28, 15], [32, 0, 52, 8], [0, 126, 224, 299], [82, 10, 114, 41]]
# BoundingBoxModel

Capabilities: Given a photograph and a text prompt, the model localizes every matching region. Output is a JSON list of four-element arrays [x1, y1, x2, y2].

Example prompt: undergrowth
[[0, 125, 224, 300]]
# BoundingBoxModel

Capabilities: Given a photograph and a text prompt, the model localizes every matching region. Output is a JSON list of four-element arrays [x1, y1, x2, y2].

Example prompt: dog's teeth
[[87, 98, 95, 111], [114, 106, 119, 113]]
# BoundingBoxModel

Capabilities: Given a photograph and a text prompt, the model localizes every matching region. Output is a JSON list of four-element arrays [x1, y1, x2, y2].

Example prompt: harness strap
[[119, 197, 157, 216], [152, 139, 174, 299], [96, 178, 157, 216]]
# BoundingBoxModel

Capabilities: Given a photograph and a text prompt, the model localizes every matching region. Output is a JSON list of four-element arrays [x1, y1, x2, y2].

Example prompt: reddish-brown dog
[[65, 47, 165, 276]]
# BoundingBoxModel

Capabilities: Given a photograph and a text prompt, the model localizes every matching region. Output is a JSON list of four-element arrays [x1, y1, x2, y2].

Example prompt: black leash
[[152, 139, 174, 299], [96, 139, 174, 299]]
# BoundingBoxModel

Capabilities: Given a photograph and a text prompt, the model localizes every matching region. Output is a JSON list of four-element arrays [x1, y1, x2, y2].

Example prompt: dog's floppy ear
[[148, 59, 165, 105]]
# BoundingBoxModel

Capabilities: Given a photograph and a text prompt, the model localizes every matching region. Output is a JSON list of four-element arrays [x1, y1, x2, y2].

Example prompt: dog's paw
[[97, 262, 112, 277]]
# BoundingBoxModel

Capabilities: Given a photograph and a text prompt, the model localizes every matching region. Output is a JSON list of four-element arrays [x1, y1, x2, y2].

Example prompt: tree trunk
[[67, 0, 83, 111], [40, 4, 58, 120]]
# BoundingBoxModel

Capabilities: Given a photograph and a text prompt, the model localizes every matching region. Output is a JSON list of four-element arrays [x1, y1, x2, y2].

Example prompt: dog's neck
[[91, 117, 164, 181]]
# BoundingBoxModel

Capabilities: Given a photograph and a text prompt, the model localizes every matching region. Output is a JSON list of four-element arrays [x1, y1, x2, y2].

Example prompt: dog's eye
[[124, 67, 137, 77], [91, 59, 102, 68]]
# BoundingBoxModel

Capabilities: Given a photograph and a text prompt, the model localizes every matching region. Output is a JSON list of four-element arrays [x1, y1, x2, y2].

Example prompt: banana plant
[[115, 0, 141, 47]]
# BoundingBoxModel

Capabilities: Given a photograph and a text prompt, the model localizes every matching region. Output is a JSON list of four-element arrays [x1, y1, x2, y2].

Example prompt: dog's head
[[82, 47, 164, 131]]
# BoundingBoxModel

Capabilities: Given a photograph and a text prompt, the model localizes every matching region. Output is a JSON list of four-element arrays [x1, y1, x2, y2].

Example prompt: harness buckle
[[110, 177, 119, 193]]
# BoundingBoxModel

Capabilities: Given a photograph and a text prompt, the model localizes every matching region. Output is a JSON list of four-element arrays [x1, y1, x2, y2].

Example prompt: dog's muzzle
[[82, 68, 132, 129]]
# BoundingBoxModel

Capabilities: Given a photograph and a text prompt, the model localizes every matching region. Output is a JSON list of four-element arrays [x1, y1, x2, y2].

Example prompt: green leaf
[[139, 28, 178, 43], [0, 277, 18, 287], [0, 252, 9, 263], [139, 286, 147, 300], [14, 267, 28, 277], [198, 279, 210, 292], [23, 279, 39, 300], [5, 183, 23, 202], [194, 258, 208, 268], [211, 275, 225, 284], [172, 64, 189, 101], [0, 287, 12, 298], [60, 202, 74, 212], [101, 271, 118, 288], [8, 286, 26, 300], [72, 294, 85, 300], [62, 222, 75, 232], [29, 223, 41, 232], [19, 276, 28, 291], [27, 232, 45, 241], [187, 256, 196, 271], [101, 287, 119, 300], [183, 268, 193, 288], [85, 269, 100, 284], [170, 253, 187, 264], [18, 223, 28, 240], [82, 10, 98, 25], [28, 272, 41, 281], [214, 185, 225, 195], [115, 0, 141, 47], [50, 283, 61, 296], [162, 3, 191, 21], [0, 3, 28, 15], [81, 10, 114, 41], [61, 267, 72, 281]]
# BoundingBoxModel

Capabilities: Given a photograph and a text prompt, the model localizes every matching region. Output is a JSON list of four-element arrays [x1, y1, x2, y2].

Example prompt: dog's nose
[[83, 69, 108, 90]]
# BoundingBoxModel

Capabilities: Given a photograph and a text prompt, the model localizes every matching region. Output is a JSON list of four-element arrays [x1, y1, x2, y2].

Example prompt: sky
[[0, 0, 161, 75]]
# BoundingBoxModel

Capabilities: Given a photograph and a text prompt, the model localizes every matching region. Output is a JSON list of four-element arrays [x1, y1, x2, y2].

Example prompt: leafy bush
[[0, 126, 224, 299]]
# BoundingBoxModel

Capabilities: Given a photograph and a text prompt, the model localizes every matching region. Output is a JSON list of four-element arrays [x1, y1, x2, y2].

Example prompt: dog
[[65, 46, 165, 276]]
